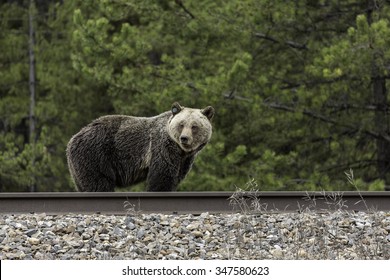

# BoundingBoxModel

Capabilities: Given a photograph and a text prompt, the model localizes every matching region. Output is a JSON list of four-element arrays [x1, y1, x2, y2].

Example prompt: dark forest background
[[2, 0, 390, 192]]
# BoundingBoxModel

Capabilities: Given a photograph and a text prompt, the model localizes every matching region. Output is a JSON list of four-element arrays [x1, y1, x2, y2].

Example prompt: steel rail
[[0, 191, 390, 215]]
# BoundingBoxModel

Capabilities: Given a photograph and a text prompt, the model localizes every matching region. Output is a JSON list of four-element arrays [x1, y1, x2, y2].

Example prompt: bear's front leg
[[178, 156, 195, 182], [146, 164, 179, 192]]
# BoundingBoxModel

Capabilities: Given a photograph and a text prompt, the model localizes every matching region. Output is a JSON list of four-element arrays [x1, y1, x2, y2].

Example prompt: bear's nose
[[180, 136, 189, 144]]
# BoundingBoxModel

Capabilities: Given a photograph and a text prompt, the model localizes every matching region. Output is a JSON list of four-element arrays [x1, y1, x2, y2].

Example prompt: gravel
[[1, 211, 389, 260]]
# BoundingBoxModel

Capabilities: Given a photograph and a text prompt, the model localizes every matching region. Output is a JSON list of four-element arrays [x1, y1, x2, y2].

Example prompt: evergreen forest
[[2, 0, 390, 192]]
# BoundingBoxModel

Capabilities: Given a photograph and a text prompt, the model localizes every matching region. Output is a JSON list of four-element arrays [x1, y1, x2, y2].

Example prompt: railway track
[[1, 191, 390, 215]]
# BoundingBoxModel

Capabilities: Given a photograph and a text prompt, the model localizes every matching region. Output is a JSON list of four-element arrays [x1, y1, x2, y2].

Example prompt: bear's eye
[[179, 123, 184, 130], [191, 125, 198, 132]]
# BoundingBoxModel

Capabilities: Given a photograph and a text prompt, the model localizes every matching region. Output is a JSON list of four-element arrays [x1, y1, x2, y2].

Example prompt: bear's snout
[[180, 135, 191, 145], [180, 135, 189, 144]]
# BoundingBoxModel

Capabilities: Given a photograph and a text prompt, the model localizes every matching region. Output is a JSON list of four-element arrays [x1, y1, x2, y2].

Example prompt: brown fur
[[66, 103, 214, 192]]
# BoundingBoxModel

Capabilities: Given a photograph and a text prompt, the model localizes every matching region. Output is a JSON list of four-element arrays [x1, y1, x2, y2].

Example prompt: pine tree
[[2, 0, 390, 191], [0, 0, 112, 191]]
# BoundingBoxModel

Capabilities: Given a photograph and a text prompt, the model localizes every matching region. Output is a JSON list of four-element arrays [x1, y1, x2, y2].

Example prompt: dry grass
[[227, 174, 390, 260]]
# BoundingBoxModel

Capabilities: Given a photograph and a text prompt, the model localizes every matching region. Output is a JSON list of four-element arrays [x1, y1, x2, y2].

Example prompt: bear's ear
[[171, 102, 183, 115], [201, 106, 215, 120]]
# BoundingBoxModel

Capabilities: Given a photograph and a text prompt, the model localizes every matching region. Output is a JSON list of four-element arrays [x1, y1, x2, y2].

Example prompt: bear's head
[[168, 102, 215, 153]]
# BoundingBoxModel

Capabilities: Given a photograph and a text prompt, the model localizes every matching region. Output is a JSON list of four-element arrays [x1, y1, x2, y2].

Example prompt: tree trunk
[[373, 72, 390, 184], [366, 1, 390, 187], [28, 0, 36, 192]]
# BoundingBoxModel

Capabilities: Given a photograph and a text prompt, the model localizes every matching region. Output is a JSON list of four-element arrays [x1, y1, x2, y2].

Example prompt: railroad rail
[[1, 191, 390, 215]]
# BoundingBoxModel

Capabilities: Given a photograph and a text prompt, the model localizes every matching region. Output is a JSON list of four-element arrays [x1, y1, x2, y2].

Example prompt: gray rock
[[137, 229, 145, 239], [127, 222, 136, 230], [25, 229, 38, 237], [0, 211, 389, 260]]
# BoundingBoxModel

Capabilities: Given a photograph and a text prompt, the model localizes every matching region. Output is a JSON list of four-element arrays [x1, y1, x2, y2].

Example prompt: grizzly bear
[[66, 102, 214, 192]]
